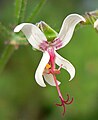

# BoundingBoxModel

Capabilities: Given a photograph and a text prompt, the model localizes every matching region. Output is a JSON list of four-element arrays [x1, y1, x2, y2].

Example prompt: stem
[[18, 0, 27, 24], [0, 45, 15, 74], [27, 0, 47, 22], [15, 0, 22, 23], [15, 0, 27, 24]]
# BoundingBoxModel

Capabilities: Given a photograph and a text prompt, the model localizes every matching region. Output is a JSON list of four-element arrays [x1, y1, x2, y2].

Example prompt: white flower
[[14, 14, 85, 87], [94, 19, 98, 30], [14, 14, 85, 114]]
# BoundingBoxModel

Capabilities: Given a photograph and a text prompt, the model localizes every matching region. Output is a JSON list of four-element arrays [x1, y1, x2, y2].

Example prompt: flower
[[94, 19, 98, 30], [14, 14, 85, 115]]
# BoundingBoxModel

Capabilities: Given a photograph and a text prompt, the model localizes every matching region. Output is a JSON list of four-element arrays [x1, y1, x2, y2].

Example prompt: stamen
[[45, 64, 51, 69], [64, 97, 74, 105]]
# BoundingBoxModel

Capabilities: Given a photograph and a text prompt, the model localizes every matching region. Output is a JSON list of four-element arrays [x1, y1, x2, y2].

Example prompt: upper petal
[[55, 51, 75, 81], [94, 19, 98, 30], [14, 23, 47, 50], [57, 14, 86, 48], [35, 51, 50, 87], [44, 73, 61, 86]]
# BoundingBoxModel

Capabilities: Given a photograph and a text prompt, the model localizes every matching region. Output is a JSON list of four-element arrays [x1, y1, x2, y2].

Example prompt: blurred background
[[0, 0, 98, 120]]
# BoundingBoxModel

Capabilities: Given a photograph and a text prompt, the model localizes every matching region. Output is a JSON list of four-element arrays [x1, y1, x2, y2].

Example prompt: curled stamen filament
[[53, 74, 73, 115]]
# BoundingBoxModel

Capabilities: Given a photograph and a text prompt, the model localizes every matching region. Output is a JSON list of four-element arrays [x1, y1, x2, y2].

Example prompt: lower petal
[[44, 73, 61, 86], [55, 51, 75, 81]]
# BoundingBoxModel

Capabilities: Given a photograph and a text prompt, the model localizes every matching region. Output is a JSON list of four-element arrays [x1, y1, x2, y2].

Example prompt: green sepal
[[36, 21, 58, 42]]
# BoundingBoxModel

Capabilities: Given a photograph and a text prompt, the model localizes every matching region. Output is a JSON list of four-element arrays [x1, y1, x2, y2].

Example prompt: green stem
[[15, 0, 27, 24], [27, 0, 47, 22], [15, 0, 22, 23], [0, 45, 15, 74], [18, 0, 27, 23]]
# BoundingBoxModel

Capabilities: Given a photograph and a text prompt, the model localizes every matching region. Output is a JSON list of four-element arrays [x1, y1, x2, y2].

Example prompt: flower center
[[39, 38, 62, 51]]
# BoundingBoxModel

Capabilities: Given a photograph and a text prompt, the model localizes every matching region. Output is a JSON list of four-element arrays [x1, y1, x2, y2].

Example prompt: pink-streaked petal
[[14, 23, 47, 50], [35, 51, 50, 87], [57, 14, 86, 48], [94, 19, 98, 30], [55, 51, 75, 81], [44, 73, 61, 86]]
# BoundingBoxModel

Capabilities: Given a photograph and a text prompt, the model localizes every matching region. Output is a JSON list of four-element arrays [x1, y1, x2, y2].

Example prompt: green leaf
[[27, 0, 47, 22]]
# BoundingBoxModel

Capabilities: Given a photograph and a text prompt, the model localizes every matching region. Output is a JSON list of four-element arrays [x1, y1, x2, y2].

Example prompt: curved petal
[[14, 23, 47, 50], [55, 51, 75, 81], [57, 14, 86, 49], [94, 19, 98, 30], [35, 51, 50, 87], [44, 73, 61, 86]]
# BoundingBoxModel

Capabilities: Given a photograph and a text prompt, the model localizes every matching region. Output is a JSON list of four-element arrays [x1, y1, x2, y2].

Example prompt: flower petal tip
[[67, 14, 86, 22], [74, 14, 86, 22], [69, 78, 72, 81], [14, 25, 21, 32], [35, 74, 47, 87], [14, 23, 28, 32], [69, 74, 75, 81], [38, 82, 46, 87], [69, 68, 75, 81]]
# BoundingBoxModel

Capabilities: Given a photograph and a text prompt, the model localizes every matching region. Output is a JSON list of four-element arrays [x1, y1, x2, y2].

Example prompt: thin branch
[[27, 0, 47, 22]]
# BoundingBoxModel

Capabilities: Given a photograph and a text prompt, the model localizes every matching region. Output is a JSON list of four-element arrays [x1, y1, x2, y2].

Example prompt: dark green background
[[0, 0, 98, 120]]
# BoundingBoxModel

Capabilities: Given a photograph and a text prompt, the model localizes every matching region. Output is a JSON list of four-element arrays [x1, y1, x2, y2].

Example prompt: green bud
[[83, 10, 98, 25], [36, 21, 58, 41]]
